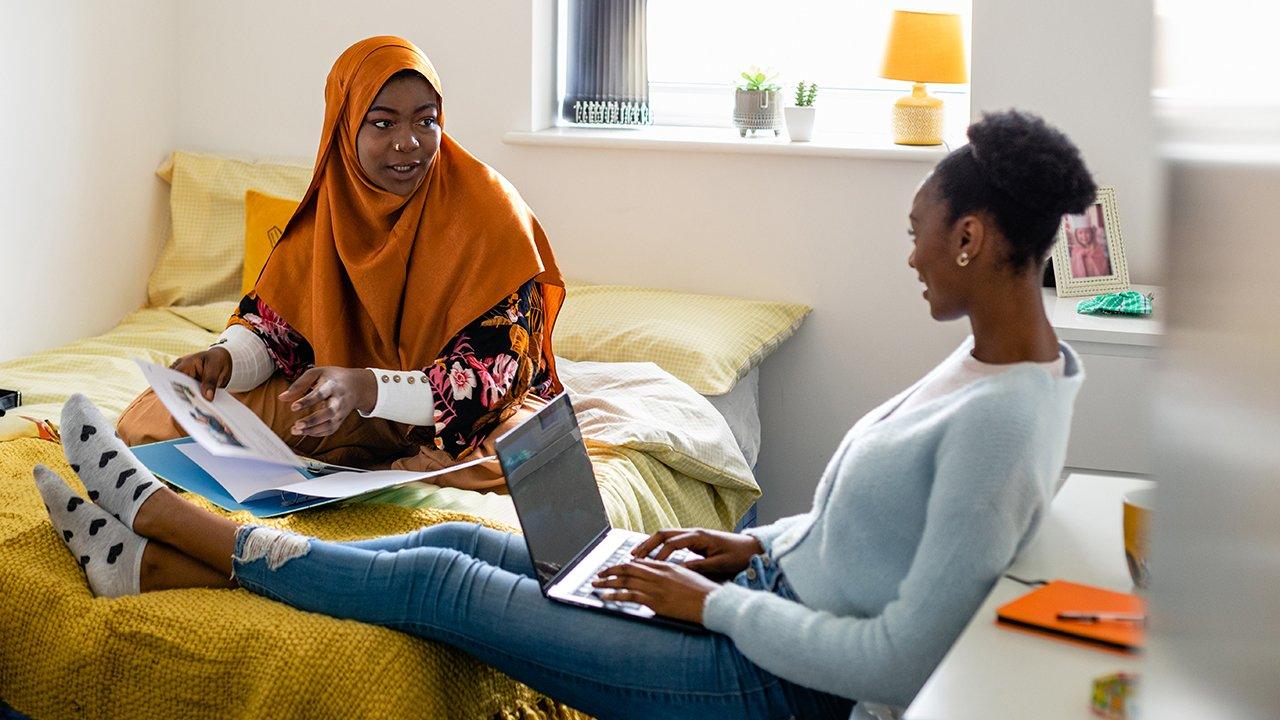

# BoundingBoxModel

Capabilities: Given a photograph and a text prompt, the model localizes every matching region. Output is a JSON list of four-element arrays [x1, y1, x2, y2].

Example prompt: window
[[556, 0, 971, 138], [1154, 0, 1280, 103], [1153, 0, 1280, 143]]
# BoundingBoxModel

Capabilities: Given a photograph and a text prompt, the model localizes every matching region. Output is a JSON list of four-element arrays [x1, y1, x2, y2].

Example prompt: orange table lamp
[[880, 10, 968, 146]]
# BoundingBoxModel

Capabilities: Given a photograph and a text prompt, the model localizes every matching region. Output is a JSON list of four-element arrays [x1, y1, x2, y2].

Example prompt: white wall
[[972, 0, 1161, 284], [0, 0, 178, 362], [174, 1, 534, 161]]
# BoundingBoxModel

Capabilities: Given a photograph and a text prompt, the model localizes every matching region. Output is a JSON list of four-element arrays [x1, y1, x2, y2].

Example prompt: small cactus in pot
[[733, 67, 784, 137], [785, 81, 818, 142]]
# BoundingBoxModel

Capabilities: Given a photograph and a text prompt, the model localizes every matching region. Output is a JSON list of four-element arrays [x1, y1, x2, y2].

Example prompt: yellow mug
[[1122, 488, 1155, 590]]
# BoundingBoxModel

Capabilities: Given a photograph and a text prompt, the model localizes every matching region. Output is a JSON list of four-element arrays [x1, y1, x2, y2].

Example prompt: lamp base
[[892, 83, 945, 146]]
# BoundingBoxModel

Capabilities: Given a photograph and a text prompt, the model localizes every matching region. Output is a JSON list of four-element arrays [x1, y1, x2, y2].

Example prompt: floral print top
[[231, 279, 555, 458]]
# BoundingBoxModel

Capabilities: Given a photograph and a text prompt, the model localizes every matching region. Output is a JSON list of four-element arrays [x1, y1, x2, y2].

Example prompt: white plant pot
[[785, 106, 816, 142]]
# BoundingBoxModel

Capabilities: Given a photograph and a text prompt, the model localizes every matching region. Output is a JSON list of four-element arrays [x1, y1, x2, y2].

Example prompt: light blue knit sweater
[[702, 337, 1083, 708]]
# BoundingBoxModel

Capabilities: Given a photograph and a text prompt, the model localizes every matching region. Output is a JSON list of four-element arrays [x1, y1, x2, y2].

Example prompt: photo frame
[[1051, 185, 1130, 297]]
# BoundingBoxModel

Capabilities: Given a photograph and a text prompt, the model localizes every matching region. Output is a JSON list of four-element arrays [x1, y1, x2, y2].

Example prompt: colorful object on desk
[[1076, 291, 1153, 317], [996, 580, 1146, 651], [1091, 672, 1140, 719]]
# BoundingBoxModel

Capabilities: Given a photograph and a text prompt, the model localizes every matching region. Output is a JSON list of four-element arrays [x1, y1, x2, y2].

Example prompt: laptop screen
[[496, 394, 611, 587]]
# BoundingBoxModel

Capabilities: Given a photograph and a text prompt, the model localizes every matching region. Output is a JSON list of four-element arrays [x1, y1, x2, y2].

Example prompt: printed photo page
[[134, 359, 499, 503], [135, 360, 301, 467]]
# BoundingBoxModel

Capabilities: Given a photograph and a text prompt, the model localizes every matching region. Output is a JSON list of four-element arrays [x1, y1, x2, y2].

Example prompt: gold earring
[[956, 252, 970, 267]]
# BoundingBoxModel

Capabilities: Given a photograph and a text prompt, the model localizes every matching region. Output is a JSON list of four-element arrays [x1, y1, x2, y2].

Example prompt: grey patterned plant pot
[[733, 89, 784, 137]]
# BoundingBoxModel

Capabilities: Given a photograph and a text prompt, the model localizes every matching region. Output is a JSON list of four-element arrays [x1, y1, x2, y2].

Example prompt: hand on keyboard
[[630, 528, 764, 579], [593, 556, 721, 624], [573, 539, 705, 617], [647, 546, 700, 565]]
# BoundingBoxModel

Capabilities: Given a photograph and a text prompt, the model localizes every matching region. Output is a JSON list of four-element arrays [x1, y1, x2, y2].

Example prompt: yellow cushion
[[556, 282, 811, 395], [243, 190, 302, 295], [148, 151, 311, 307]]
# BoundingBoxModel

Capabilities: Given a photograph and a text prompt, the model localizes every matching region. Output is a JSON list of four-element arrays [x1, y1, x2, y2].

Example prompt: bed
[[0, 151, 809, 719], [0, 299, 766, 532]]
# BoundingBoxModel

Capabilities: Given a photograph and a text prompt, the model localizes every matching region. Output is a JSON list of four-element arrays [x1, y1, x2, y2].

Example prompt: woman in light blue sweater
[[36, 110, 1092, 719]]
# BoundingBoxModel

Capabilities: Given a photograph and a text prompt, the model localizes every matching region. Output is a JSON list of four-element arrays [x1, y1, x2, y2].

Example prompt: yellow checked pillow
[[243, 190, 302, 295], [555, 282, 811, 396], [149, 151, 312, 307]]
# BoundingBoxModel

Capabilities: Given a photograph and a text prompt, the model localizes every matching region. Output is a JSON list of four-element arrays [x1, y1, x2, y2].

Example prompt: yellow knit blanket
[[0, 438, 590, 720]]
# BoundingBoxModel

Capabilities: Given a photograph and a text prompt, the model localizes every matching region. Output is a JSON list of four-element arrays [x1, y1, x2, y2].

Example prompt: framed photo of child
[[1051, 185, 1131, 297]]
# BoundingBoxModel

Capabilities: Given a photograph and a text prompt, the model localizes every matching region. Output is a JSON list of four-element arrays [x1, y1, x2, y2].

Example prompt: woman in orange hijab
[[116, 37, 565, 488]]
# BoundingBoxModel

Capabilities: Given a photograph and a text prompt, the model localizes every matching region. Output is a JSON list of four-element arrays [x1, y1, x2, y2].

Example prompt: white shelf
[[1042, 284, 1163, 348], [503, 126, 952, 162]]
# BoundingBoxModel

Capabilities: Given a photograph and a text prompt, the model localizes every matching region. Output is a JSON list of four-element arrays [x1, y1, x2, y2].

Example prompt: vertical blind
[[562, 0, 651, 125]]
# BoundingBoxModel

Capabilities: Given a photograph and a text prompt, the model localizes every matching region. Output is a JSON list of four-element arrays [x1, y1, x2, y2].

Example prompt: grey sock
[[61, 393, 161, 530], [35, 465, 146, 598]]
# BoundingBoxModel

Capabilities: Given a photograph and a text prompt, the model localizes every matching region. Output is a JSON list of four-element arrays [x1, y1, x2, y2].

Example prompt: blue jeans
[[232, 522, 853, 720]]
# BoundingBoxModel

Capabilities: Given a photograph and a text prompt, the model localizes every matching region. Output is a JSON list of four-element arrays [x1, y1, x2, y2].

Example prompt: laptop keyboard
[[568, 537, 695, 613]]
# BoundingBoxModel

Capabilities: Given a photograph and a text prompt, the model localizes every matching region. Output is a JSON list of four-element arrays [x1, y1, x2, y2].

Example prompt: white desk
[[904, 473, 1155, 720]]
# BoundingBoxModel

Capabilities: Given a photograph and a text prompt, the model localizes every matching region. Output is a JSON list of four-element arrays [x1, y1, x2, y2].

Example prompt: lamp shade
[[880, 10, 968, 84]]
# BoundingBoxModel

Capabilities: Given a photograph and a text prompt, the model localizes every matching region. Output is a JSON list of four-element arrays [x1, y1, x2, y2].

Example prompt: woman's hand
[[278, 366, 378, 437], [592, 558, 722, 624], [631, 528, 764, 579], [170, 347, 233, 401]]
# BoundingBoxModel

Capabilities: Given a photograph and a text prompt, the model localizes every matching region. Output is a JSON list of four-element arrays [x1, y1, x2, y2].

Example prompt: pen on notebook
[[1056, 611, 1147, 623]]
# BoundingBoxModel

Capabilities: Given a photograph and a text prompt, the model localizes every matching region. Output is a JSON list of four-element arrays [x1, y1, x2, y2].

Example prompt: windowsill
[[1153, 94, 1280, 163], [503, 125, 959, 162]]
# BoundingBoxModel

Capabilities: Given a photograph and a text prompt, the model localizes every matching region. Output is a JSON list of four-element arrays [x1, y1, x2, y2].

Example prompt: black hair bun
[[933, 109, 1097, 268], [967, 109, 1096, 218]]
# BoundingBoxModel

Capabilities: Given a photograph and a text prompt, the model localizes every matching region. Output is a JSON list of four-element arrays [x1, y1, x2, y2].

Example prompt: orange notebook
[[996, 580, 1145, 652]]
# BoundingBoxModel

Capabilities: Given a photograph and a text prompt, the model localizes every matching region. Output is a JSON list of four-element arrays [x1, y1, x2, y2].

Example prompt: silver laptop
[[494, 393, 704, 631]]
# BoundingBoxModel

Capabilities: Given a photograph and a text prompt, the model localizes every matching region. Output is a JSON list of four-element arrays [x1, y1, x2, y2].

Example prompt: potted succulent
[[733, 67, 784, 137], [785, 81, 818, 142]]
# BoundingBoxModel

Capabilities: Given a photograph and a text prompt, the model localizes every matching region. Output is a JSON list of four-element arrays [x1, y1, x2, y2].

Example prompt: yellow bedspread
[[0, 438, 589, 719]]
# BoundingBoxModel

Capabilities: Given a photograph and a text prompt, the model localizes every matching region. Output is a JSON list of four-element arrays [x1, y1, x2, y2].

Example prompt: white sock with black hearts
[[34, 465, 146, 598], [60, 393, 162, 530]]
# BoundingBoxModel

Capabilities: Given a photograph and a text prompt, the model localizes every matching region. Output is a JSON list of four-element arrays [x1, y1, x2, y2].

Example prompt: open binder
[[130, 360, 490, 517]]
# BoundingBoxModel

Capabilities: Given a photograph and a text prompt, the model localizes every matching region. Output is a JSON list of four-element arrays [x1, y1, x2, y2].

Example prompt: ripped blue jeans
[[232, 522, 853, 720]]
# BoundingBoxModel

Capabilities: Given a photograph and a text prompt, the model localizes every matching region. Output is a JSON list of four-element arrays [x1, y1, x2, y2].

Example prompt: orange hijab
[[255, 36, 564, 387]]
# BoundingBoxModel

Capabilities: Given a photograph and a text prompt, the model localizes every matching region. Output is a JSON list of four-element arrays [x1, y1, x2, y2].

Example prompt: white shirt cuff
[[359, 368, 435, 426], [212, 324, 274, 392]]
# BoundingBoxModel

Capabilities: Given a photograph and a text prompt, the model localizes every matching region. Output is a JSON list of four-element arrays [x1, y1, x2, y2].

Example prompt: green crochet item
[[1076, 290, 1153, 316]]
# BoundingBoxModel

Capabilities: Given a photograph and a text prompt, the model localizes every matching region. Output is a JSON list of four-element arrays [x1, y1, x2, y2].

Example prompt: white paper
[[272, 454, 497, 498], [176, 443, 309, 503], [136, 360, 300, 467]]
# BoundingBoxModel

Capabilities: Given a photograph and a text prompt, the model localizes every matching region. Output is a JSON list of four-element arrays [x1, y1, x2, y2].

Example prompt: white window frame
[[553, 0, 972, 142]]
